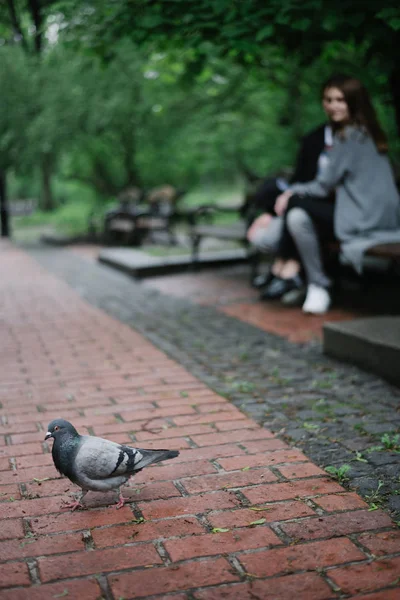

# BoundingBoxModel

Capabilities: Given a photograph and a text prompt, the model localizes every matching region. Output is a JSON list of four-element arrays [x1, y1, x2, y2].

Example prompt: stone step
[[98, 247, 249, 278], [323, 316, 400, 386]]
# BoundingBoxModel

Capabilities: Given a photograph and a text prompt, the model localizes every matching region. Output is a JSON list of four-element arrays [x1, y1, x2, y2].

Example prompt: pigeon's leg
[[115, 487, 130, 509], [62, 490, 87, 511]]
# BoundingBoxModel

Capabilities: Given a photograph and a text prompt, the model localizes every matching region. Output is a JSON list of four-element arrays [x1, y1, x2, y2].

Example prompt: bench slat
[[327, 241, 400, 259], [192, 223, 247, 241], [366, 243, 400, 258]]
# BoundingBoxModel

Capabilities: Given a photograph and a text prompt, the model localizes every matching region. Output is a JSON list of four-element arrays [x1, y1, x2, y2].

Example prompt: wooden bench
[[188, 203, 260, 280], [364, 243, 400, 260], [102, 187, 187, 246], [189, 205, 400, 283], [327, 241, 400, 264]]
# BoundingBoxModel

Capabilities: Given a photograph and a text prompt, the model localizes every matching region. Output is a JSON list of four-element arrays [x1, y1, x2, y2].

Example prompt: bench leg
[[248, 249, 261, 283], [191, 234, 201, 269], [167, 226, 177, 246]]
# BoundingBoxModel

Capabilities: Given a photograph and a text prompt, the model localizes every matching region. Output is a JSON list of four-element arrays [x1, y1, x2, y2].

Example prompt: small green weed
[[353, 423, 368, 435], [313, 398, 333, 415], [231, 381, 256, 393], [366, 433, 400, 454], [380, 433, 400, 451], [365, 480, 385, 506], [353, 451, 368, 463], [325, 464, 351, 483], [312, 374, 337, 389], [303, 422, 320, 431]]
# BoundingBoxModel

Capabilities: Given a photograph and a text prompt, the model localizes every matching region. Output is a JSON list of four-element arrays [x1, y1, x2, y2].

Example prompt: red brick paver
[[0, 241, 398, 600], [143, 269, 358, 343]]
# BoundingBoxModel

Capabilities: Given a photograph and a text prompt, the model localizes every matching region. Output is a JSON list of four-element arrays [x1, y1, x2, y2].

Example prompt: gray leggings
[[249, 216, 284, 253], [286, 207, 332, 288]]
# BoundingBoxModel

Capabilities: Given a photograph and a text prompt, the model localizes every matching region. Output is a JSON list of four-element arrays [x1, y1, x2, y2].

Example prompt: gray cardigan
[[289, 126, 400, 273]]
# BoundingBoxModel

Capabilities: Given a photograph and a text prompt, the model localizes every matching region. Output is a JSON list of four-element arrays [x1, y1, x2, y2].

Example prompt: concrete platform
[[324, 316, 400, 385], [98, 247, 248, 277]]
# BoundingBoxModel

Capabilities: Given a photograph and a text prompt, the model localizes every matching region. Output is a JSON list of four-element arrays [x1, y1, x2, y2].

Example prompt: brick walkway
[[0, 241, 399, 600]]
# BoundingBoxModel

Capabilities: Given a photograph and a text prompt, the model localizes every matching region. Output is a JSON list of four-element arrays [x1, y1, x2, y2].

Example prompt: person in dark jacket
[[247, 77, 340, 293], [252, 123, 330, 209]]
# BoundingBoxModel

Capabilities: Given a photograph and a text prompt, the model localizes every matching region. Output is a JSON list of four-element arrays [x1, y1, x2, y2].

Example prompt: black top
[[291, 124, 326, 183]]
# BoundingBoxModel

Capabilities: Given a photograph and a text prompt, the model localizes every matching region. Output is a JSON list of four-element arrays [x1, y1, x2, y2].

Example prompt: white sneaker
[[302, 284, 331, 314]]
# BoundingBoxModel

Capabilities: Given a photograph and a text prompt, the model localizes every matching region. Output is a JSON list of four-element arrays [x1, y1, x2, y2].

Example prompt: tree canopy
[[1, 0, 400, 234], [53, 1, 400, 63]]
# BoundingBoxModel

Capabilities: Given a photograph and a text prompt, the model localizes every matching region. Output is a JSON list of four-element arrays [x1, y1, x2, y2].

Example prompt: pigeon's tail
[[135, 448, 179, 470]]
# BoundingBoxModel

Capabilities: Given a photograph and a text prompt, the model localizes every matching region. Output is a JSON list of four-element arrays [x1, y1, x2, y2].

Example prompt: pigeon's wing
[[73, 436, 143, 481]]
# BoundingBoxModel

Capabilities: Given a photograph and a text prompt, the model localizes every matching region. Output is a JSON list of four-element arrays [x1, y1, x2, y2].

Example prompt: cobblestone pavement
[[0, 241, 399, 598], [21, 243, 400, 527]]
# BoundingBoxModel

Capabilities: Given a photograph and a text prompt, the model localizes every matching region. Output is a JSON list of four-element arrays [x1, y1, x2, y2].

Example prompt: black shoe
[[252, 271, 274, 289], [260, 274, 304, 300]]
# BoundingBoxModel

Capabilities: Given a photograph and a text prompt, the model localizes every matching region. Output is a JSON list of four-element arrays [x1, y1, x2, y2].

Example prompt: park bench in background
[[10, 198, 37, 216], [187, 165, 287, 280], [188, 199, 261, 281], [100, 185, 186, 246]]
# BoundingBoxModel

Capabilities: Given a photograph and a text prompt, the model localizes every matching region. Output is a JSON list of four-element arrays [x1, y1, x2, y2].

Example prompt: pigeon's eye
[[54, 425, 60, 431]]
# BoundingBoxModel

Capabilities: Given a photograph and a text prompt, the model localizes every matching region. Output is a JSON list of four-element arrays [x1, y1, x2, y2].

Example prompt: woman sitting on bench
[[247, 75, 339, 297], [262, 75, 400, 314]]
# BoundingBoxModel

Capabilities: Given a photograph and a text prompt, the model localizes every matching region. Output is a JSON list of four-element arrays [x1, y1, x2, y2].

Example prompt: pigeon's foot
[[115, 491, 129, 509], [61, 499, 84, 511]]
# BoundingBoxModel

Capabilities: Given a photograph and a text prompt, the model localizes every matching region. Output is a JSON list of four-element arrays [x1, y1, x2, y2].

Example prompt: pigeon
[[45, 418, 179, 510]]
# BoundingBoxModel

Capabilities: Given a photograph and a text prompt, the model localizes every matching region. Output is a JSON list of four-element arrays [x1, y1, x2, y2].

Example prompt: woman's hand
[[274, 190, 293, 216]]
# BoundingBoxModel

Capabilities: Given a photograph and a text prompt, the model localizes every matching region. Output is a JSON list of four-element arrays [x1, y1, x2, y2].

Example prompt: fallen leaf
[[20, 540, 36, 548], [130, 517, 146, 524], [249, 518, 267, 526]]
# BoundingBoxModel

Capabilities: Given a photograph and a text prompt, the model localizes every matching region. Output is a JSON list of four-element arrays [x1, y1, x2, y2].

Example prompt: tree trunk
[[40, 160, 55, 211], [120, 130, 141, 188], [27, 0, 43, 53], [279, 64, 302, 141], [0, 170, 10, 237], [6, 0, 28, 51], [390, 64, 400, 139]]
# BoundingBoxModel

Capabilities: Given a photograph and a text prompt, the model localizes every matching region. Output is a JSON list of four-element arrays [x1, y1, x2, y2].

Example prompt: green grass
[[12, 183, 245, 241], [180, 183, 243, 209], [14, 200, 96, 235]]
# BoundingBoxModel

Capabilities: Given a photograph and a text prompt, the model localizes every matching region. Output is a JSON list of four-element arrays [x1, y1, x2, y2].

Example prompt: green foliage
[[380, 433, 400, 451], [54, 0, 400, 69], [231, 381, 256, 394], [14, 197, 96, 236], [2, 38, 317, 209], [365, 433, 400, 454], [325, 464, 351, 483], [2, 0, 400, 228], [354, 451, 368, 463], [365, 480, 385, 507]]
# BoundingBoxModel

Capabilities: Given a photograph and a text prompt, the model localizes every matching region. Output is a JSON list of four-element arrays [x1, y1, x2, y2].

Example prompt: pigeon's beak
[[44, 432, 53, 441]]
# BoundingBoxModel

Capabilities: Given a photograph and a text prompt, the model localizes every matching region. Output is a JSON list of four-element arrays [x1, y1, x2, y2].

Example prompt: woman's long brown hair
[[322, 75, 388, 153]]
